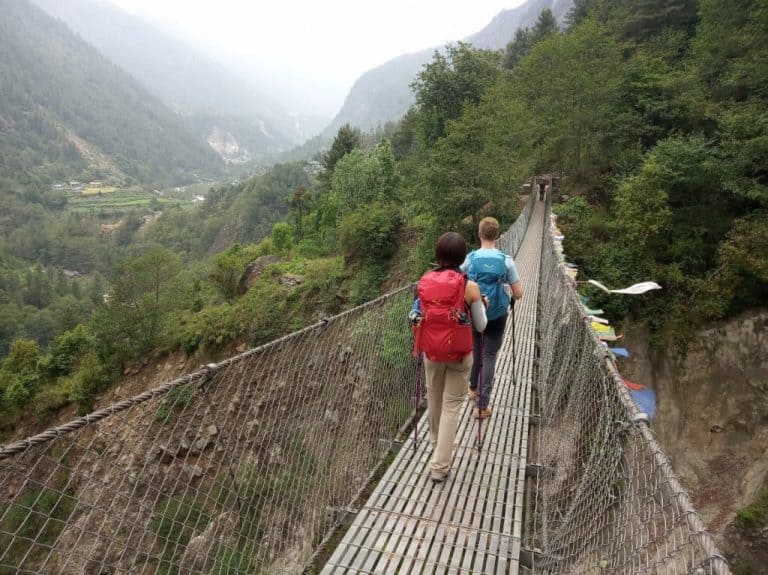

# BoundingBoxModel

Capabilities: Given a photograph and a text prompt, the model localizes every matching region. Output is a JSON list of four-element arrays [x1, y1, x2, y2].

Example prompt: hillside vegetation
[[30, 0, 308, 158], [0, 0, 220, 191]]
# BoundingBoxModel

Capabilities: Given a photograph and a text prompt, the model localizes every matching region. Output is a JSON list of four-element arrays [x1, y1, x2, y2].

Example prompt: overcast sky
[[109, 0, 526, 117]]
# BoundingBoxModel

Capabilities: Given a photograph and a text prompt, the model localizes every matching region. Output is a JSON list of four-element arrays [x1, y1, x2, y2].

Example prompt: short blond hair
[[478, 217, 500, 241]]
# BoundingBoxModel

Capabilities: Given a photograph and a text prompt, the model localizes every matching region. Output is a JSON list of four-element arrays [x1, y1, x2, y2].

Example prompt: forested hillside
[[1, 3, 766, 567], [31, 0, 312, 160], [0, 0, 220, 190]]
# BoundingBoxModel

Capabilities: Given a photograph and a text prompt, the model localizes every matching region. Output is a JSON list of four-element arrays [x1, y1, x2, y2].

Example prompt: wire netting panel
[[498, 186, 535, 259], [529, 212, 730, 575], [0, 289, 416, 575]]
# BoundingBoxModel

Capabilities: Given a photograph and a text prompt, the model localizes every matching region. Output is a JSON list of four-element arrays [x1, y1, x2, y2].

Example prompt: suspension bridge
[[0, 194, 730, 574]]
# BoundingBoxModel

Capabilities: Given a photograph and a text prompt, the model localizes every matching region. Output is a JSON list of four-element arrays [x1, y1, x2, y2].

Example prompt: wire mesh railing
[[0, 194, 535, 575], [528, 203, 730, 574], [498, 183, 535, 258], [0, 288, 417, 574]]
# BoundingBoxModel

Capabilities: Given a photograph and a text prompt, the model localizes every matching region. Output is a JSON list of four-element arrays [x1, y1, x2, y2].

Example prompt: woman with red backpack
[[412, 232, 487, 482]]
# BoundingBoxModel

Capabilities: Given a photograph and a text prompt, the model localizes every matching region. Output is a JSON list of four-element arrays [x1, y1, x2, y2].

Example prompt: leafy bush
[[338, 202, 401, 265], [30, 380, 73, 416], [155, 383, 194, 424], [47, 324, 94, 376], [66, 351, 112, 412], [271, 222, 294, 255], [209, 241, 275, 301], [349, 264, 389, 305], [736, 482, 768, 529], [0, 339, 43, 410]]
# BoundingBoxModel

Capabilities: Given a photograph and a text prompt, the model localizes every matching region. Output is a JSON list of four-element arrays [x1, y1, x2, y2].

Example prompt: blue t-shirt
[[460, 248, 520, 284]]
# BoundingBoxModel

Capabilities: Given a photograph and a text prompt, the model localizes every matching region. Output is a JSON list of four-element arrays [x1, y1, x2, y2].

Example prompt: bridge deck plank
[[321, 198, 545, 574]]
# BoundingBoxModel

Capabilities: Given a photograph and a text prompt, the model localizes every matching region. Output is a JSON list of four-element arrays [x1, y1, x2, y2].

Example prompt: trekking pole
[[511, 299, 516, 385], [477, 332, 485, 451], [413, 352, 423, 450]]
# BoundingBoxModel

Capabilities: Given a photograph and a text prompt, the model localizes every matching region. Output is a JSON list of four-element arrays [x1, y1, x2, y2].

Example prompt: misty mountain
[[0, 0, 220, 188], [30, 0, 316, 161], [324, 0, 573, 136]]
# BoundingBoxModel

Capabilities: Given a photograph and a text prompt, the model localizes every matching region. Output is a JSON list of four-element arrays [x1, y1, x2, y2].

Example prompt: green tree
[[565, 0, 596, 28], [0, 338, 43, 409], [95, 246, 182, 359], [319, 124, 361, 190], [271, 222, 293, 255], [513, 20, 624, 185], [620, 0, 699, 43], [411, 43, 502, 146], [423, 81, 534, 227], [694, 0, 768, 206], [330, 139, 399, 216], [503, 28, 533, 70], [532, 8, 559, 42], [286, 185, 312, 240], [504, 9, 558, 70], [338, 202, 401, 265], [613, 156, 672, 253]]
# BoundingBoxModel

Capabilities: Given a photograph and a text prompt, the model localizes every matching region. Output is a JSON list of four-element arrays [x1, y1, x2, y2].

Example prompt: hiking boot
[[474, 407, 493, 420], [468, 387, 477, 401], [430, 470, 449, 483]]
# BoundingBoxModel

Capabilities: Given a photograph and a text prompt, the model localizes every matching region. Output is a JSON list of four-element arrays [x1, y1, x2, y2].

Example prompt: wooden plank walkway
[[322, 198, 545, 574]]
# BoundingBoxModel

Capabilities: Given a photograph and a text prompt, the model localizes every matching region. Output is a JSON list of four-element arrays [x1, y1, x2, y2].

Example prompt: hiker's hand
[[408, 310, 422, 326]]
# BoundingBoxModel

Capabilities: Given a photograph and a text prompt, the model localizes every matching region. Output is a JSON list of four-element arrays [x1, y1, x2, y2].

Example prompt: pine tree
[[622, 0, 699, 42], [565, 0, 596, 29]]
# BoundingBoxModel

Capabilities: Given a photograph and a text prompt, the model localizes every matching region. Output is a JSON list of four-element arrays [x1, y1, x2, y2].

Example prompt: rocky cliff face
[[621, 311, 768, 572], [207, 126, 251, 164]]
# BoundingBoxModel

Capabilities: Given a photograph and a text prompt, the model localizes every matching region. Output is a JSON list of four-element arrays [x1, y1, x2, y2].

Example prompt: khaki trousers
[[424, 354, 472, 476]]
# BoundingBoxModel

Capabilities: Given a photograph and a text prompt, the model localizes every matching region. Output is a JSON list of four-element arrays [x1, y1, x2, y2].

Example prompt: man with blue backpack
[[461, 217, 523, 419]]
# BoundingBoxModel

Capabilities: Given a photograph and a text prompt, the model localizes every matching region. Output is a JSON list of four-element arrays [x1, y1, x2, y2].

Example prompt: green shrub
[[1, 338, 42, 376], [271, 222, 294, 255], [338, 202, 401, 265], [66, 352, 112, 412], [209, 243, 273, 301], [3, 376, 34, 408], [406, 213, 440, 278], [30, 380, 73, 416], [48, 324, 94, 376], [155, 383, 194, 424], [349, 264, 388, 305], [736, 483, 768, 529]]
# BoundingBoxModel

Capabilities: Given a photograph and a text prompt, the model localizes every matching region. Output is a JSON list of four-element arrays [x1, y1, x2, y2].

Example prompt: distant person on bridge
[[538, 180, 546, 201], [412, 232, 488, 483], [461, 217, 523, 420]]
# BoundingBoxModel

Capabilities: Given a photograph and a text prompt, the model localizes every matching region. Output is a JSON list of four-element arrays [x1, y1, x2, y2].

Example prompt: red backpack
[[414, 269, 473, 362]]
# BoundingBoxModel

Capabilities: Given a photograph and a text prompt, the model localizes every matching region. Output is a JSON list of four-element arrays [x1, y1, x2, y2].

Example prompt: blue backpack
[[467, 250, 509, 320]]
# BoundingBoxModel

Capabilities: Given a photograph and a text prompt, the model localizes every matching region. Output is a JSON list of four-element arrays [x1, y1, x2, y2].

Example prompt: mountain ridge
[[323, 0, 573, 136], [0, 0, 221, 188], [30, 0, 317, 160]]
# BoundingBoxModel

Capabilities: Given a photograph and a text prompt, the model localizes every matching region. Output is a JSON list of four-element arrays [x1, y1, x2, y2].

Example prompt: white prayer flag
[[587, 279, 662, 295]]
